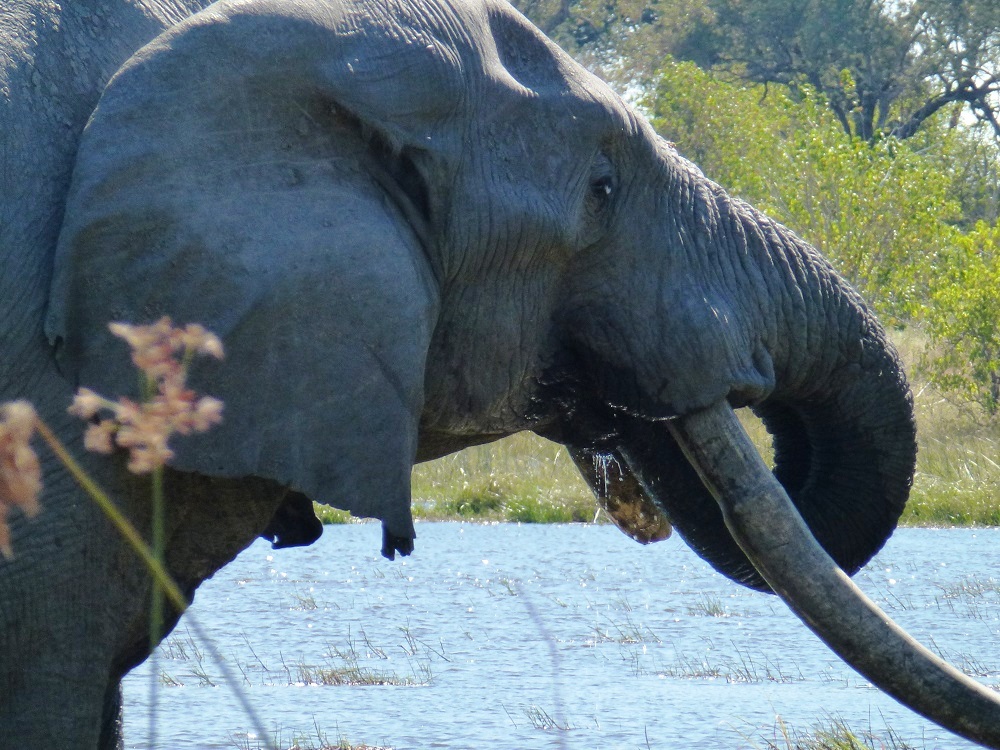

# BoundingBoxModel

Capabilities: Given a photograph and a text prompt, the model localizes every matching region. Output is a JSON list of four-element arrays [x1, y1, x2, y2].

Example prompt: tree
[[899, 0, 1000, 140], [649, 60, 959, 319], [683, 0, 1000, 145], [509, 0, 714, 85]]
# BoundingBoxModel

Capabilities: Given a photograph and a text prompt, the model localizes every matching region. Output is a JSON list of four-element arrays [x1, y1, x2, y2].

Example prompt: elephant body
[[3, 1, 999, 748], [0, 3, 219, 744]]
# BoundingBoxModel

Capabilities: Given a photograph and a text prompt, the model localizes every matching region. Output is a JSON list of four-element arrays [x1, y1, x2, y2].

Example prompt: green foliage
[[944, 121, 1000, 227], [515, 0, 1000, 147], [411, 432, 600, 523], [648, 60, 1000, 413], [697, 0, 911, 141], [313, 505, 356, 524], [677, 0, 1000, 146], [918, 221, 1000, 413], [509, 0, 714, 86], [649, 60, 959, 319]]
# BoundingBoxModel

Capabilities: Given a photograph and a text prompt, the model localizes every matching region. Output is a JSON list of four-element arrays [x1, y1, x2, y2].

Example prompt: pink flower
[[71, 320, 225, 474], [0, 401, 42, 560], [179, 324, 224, 360], [83, 420, 116, 454], [189, 397, 224, 433], [68, 388, 108, 420], [109, 318, 224, 373]]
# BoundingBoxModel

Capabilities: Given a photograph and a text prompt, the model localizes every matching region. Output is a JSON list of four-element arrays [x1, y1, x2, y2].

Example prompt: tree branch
[[889, 77, 999, 140]]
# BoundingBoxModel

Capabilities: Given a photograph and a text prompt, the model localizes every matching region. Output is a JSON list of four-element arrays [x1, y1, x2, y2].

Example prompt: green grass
[[756, 716, 918, 749], [312, 506, 356, 525], [313, 432, 601, 526], [893, 329, 1000, 527], [904, 406, 1000, 526], [411, 432, 598, 523], [312, 330, 999, 529]]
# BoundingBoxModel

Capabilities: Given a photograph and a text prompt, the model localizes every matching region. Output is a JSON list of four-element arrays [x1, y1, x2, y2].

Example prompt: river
[[124, 524, 1000, 749]]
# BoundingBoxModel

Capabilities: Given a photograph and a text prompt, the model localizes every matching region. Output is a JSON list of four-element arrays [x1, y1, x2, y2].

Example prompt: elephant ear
[[44, 1, 456, 557]]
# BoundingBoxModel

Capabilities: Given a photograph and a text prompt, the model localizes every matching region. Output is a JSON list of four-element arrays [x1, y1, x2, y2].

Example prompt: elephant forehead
[[481, 0, 621, 105], [312, 1, 472, 132]]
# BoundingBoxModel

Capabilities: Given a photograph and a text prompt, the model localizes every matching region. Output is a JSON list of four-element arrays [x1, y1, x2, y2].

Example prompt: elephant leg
[[99, 680, 124, 750], [0, 466, 288, 748], [0, 489, 134, 747], [0, 629, 122, 747]]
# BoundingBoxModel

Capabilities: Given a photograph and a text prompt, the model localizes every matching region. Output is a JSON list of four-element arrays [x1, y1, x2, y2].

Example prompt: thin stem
[[147, 466, 165, 750], [185, 613, 277, 750], [33, 418, 189, 614], [150, 467, 165, 646]]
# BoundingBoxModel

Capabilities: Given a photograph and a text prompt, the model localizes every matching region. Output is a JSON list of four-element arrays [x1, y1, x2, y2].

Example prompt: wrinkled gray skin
[[2, 1, 998, 748]]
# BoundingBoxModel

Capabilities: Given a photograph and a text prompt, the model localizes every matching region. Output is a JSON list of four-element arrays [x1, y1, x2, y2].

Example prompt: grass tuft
[[294, 662, 419, 687], [524, 705, 570, 731], [230, 721, 392, 750], [756, 715, 918, 750]]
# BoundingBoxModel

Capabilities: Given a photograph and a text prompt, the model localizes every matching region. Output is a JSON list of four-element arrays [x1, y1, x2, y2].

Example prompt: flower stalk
[[32, 418, 189, 613]]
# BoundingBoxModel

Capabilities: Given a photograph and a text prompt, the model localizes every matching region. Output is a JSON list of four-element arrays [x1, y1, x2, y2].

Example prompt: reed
[[230, 723, 391, 750]]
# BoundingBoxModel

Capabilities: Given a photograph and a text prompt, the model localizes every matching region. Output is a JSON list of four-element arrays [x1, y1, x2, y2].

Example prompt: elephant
[[2, 0, 999, 746]]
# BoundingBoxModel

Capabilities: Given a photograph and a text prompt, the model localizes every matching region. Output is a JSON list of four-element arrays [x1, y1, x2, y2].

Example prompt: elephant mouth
[[592, 391, 914, 593], [543, 310, 917, 593]]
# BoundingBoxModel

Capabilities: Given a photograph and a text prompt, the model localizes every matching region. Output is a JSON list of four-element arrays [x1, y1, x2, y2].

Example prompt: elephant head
[[25, 0, 1000, 745]]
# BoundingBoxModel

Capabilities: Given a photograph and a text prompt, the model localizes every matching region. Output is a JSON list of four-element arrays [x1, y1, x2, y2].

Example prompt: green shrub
[[648, 59, 959, 321], [918, 220, 1000, 414]]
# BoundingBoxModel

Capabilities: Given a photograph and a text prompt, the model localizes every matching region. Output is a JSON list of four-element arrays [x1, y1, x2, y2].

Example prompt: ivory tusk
[[666, 400, 1000, 748]]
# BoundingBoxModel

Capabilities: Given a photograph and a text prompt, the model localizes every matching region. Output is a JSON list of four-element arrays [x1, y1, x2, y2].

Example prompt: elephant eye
[[587, 153, 615, 213], [590, 174, 614, 199]]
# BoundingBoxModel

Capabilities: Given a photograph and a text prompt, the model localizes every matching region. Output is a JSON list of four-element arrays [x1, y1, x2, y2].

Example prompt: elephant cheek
[[563, 299, 776, 420]]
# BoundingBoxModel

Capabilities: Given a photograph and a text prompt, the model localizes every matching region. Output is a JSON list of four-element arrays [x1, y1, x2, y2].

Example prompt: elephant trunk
[[740, 229, 918, 585], [753, 315, 916, 581], [667, 401, 1000, 747], [602, 255, 917, 592], [554, 160, 918, 589]]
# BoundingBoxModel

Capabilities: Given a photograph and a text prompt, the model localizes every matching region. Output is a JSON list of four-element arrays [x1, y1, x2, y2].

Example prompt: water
[[124, 525, 1000, 749]]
